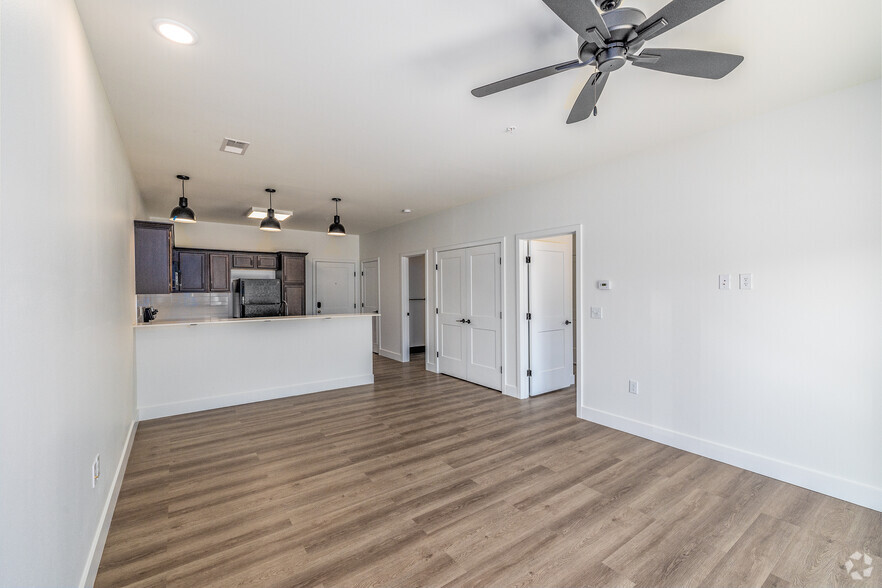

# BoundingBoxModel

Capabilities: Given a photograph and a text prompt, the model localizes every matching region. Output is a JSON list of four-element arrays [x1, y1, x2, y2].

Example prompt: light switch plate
[[739, 273, 753, 290], [590, 307, 603, 319]]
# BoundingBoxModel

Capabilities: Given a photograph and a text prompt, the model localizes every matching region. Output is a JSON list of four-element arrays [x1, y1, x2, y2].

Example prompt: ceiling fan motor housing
[[578, 7, 645, 67], [595, 0, 621, 11]]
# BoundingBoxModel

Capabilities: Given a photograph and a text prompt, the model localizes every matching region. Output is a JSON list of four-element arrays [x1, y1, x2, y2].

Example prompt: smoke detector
[[220, 137, 250, 155]]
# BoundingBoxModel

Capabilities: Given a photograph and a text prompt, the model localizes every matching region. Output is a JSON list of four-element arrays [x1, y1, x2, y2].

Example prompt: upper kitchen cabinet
[[134, 221, 173, 294], [176, 250, 206, 292], [231, 252, 278, 270], [208, 252, 230, 292]]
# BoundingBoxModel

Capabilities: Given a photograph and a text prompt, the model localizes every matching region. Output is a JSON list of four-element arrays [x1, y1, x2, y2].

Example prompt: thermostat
[[597, 280, 611, 290]]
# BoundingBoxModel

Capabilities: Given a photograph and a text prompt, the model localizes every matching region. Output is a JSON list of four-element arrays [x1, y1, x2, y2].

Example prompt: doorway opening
[[400, 251, 428, 364], [516, 227, 581, 406]]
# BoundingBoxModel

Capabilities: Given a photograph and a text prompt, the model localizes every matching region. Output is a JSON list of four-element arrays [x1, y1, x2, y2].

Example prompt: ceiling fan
[[471, 0, 743, 124]]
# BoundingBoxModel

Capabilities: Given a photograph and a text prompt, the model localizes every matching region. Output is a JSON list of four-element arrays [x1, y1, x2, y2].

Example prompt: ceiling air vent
[[220, 137, 250, 155]]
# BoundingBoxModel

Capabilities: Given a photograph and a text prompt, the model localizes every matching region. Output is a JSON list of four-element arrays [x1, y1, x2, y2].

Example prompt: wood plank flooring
[[96, 354, 881, 587]]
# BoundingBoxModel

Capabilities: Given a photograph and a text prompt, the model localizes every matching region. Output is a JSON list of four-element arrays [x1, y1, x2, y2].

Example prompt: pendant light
[[259, 188, 281, 232], [327, 197, 346, 236], [169, 174, 196, 223]]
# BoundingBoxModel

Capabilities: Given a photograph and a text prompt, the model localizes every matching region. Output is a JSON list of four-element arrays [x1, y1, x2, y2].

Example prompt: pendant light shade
[[327, 197, 346, 236], [169, 174, 196, 223], [259, 188, 281, 232]]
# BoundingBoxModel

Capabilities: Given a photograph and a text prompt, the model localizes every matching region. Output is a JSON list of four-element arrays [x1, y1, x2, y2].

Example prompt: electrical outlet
[[718, 274, 731, 290], [628, 380, 639, 395], [91, 454, 100, 488], [739, 273, 753, 290]]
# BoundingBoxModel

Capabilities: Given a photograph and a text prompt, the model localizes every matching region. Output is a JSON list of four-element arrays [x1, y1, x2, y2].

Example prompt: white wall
[[359, 80, 882, 510], [170, 220, 359, 313], [0, 0, 143, 585]]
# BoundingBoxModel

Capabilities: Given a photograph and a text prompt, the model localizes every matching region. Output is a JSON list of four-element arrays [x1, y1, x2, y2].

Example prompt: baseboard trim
[[138, 374, 374, 420], [579, 405, 882, 512], [80, 418, 138, 588], [503, 384, 520, 399], [379, 348, 403, 362]]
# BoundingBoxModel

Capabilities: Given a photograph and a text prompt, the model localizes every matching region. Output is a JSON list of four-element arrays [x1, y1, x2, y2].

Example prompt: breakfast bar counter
[[134, 313, 377, 420]]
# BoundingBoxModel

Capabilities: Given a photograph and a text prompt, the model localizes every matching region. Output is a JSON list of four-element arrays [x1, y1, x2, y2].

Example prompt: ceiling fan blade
[[566, 72, 608, 124], [541, 0, 610, 42], [634, 0, 726, 42], [471, 60, 588, 97], [630, 48, 743, 79]]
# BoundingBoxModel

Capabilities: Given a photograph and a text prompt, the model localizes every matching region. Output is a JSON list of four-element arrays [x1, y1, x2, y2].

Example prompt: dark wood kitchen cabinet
[[177, 250, 206, 292], [134, 221, 173, 294], [231, 252, 278, 270], [208, 253, 230, 292], [278, 252, 307, 315]]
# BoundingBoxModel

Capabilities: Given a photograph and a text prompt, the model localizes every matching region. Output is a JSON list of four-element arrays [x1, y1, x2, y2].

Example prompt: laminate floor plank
[[97, 353, 880, 587]]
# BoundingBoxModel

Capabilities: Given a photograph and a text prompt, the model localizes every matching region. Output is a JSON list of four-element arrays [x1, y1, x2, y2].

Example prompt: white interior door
[[437, 248, 467, 379], [465, 244, 502, 390], [361, 259, 380, 353], [528, 239, 574, 395], [315, 261, 356, 314]]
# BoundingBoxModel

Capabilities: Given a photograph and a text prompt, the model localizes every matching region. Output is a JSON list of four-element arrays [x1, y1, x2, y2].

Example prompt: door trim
[[361, 257, 380, 354], [400, 250, 429, 366], [515, 225, 583, 409], [432, 237, 506, 385]]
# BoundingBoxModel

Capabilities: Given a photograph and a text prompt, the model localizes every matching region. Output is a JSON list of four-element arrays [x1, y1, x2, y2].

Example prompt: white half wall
[[169, 220, 359, 313], [358, 80, 882, 510], [0, 0, 143, 584]]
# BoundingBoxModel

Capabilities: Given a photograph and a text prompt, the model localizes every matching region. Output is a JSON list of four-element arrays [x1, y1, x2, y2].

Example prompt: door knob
[[564, 320, 572, 325], [456, 318, 466, 323], [465, 319, 471, 324]]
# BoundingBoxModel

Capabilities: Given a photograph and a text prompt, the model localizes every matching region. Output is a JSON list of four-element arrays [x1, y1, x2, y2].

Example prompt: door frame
[[361, 257, 380, 353], [400, 250, 429, 365], [313, 258, 359, 314], [515, 225, 583, 406], [432, 236, 506, 386]]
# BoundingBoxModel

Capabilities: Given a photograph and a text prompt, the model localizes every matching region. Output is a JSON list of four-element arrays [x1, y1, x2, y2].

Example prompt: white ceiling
[[75, 0, 881, 234]]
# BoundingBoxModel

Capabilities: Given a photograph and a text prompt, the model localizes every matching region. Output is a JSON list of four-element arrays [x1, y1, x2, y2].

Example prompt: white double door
[[528, 239, 575, 396], [437, 243, 502, 391]]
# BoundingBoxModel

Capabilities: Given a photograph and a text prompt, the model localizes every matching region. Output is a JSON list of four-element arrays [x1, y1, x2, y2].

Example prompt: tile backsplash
[[136, 292, 231, 322]]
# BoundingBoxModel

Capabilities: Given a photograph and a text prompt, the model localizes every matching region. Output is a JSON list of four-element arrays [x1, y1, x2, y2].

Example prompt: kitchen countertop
[[134, 313, 379, 328]]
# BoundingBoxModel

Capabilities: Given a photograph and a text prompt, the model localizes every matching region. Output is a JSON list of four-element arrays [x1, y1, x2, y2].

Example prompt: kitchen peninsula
[[134, 312, 376, 420]]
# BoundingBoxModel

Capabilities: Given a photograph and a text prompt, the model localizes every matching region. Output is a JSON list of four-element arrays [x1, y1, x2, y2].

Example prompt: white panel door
[[437, 248, 468, 379], [465, 243, 502, 390], [361, 259, 380, 353], [528, 240, 574, 395], [315, 261, 356, 314]]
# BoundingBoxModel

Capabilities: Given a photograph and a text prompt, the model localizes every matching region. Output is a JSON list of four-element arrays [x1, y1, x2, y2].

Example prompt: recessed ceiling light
[[247, 207, 291, 221], [401, 209, 412, 214], [152, 19, 198, 45]]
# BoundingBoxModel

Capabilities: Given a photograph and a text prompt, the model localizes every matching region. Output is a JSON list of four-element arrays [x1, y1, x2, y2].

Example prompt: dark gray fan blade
[[472, 60, 588, 97], [635, 0, 726, 42], [630, 48, 743, 79], [567, 71, 608, 124], [541, 0, 610, 42]]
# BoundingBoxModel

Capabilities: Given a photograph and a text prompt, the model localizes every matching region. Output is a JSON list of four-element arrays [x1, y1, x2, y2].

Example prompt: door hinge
[[526, 312, 532, 320], [435, 308, 439, 314], [354, 271, 356, 277], [527, 369, 533, 377], [435, 264, 439, 270], [499, 258, 502, 265], [500, 366, 503, 374], [499, 311, 502, 319], [436, 351, 439, 358], [525, 256, 531, 263], [407, 312, 410, 316], [353, 303, 356, 308], [361, 302, 364, 307]]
